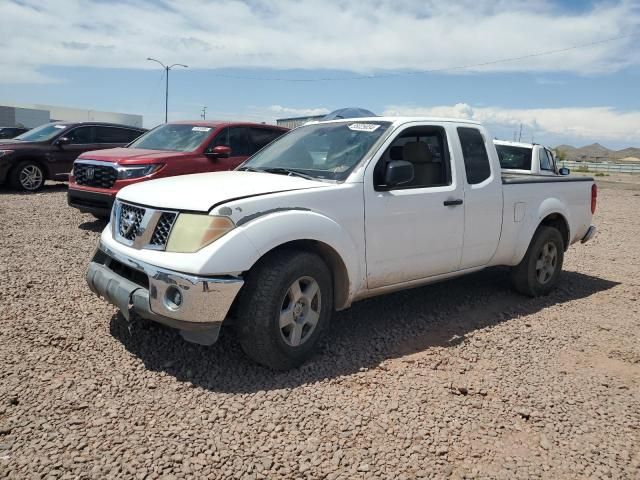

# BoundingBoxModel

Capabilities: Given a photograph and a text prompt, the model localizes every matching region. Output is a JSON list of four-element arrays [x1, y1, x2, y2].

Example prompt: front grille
[[150, 212, 177, 247], [118, 203, 146, 241], [74, 163, 117, 188]]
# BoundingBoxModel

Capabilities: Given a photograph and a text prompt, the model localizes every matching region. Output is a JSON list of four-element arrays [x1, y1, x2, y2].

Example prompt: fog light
[[165, 286, 183, 310]]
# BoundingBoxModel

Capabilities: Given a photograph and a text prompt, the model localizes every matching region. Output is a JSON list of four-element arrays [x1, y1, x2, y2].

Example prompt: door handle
[[443, 199, 463, 206]]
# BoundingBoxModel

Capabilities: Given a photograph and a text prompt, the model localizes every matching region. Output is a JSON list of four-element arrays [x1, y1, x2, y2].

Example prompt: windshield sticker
[[192, 127, 211, 132], [348, 123, 380, 132], [54, 125, 66, 129]]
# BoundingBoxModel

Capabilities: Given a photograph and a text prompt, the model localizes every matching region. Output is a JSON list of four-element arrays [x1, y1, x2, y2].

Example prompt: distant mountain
[[611, 147, 640, 160], [555, 144, 576, 151], [555, 143, 640, 162]]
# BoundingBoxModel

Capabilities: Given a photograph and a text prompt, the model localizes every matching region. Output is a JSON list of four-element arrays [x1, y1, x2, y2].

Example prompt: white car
[[494, 140, 567, 176], [87, 117, 596, 369]]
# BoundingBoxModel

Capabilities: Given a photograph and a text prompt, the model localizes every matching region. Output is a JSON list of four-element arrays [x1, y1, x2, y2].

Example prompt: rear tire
[[236, 249, 333, 370], [511, 226, 564, 297], [10, 161, 45, 192]]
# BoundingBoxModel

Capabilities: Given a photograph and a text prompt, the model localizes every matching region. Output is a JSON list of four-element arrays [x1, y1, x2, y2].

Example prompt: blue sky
[[1, 0, 639, 149]]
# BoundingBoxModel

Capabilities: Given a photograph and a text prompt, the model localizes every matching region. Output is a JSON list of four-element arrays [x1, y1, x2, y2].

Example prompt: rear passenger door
[[456, 127, 502, 269], [363, 123, 465, 289]]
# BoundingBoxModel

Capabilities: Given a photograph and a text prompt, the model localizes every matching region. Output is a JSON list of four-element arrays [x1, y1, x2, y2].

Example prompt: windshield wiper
[[259, 167, 316, 180], [237, 166, 262, 172]]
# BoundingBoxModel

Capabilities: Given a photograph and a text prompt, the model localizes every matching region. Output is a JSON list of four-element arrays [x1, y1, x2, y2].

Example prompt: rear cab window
[[458, 127, 491, 184], [496, 145, 533, 170]]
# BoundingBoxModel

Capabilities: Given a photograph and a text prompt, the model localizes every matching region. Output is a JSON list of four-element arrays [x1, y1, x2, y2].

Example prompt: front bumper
[[68, 188, 115, 217], [86, 242, 244, 344]]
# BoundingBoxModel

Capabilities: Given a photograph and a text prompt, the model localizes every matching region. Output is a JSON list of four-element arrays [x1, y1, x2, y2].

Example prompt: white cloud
[[1, 0, 639, 83], [267, 105, 330, 117], [383, 103, 640, 142]]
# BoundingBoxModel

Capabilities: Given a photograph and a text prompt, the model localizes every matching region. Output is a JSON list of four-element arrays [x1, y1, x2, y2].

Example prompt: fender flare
[[199, 209, 363, 308]]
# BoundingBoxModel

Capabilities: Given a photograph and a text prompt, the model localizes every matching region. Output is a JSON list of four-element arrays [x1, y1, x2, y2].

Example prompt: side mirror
[[55, 136, 70, 146], [558, 167, 570, 175], [206, 145, 231, 158], [384, 160, 414, 188]]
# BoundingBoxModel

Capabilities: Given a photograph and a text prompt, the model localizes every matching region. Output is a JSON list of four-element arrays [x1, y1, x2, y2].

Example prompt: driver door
[[48, 126, 95, 177], [363, 123, 465, 289]]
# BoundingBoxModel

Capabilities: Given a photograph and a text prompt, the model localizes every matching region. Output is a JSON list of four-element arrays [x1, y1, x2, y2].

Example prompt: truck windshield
[[128, 124, 212, 152], [14, 123, 70, 142], [496, 145, 533, 170], [240, 121, 391, 181]]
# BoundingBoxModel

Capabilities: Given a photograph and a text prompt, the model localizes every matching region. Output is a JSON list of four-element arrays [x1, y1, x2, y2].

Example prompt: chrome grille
[[118, 203, 146, 241], [74, 162, 117, 188], [149, 212, 177, 247]]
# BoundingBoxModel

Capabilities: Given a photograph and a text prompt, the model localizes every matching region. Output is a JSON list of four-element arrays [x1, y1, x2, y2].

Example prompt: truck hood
[[117, 171, 330, 212], [78, 148, 188, 164]]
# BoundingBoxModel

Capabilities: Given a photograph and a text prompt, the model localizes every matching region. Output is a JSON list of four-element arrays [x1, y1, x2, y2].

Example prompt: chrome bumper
[[581, 225, 596, 244], [86, 242, 244, 344]]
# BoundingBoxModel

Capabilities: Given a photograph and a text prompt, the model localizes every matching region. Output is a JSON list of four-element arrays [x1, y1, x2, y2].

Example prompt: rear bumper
[[581, 225, 596, 243], [86, 242, 244, 344], [68, 188, 115, 217]]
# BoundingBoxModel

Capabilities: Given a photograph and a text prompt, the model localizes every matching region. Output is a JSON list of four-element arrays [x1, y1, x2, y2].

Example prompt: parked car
[[68, 121, 288, 218], [0, 122, 146, 192], [0, 127, 30, 139], [494, 140, 567, 175], [86, 117, 596, 370]]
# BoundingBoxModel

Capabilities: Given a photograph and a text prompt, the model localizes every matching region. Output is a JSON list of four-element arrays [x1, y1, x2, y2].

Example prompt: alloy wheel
[[19, 165, 44, 191], [279, 276, 322, 347], [535, 241, 557, 284]]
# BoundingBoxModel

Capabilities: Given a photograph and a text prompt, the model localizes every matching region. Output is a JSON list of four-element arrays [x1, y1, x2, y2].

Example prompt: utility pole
[[201, 106, 207, 120], [518, 123, 523, 142], [146, 58, 188, 123]]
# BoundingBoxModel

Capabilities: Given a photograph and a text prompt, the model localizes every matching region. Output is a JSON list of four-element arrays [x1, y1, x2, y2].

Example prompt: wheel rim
[[279, 276, 321, 347], [535, 241, 558, 284], [19, 165, 43, 190]]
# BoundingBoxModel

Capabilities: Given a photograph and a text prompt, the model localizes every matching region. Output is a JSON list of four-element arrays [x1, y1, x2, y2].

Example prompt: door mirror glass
[[55, 136, 71, 146], [384, 160, 414, 188], [207, 145, 231, 158], [558, 167, 570, 175]]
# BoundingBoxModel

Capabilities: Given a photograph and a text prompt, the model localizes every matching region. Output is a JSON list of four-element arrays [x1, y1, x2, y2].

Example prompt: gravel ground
[[1, 181, 639, 479]]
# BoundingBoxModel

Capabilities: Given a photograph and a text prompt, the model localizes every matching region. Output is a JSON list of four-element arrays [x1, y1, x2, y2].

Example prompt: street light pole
[[146, 58, 188, 123]]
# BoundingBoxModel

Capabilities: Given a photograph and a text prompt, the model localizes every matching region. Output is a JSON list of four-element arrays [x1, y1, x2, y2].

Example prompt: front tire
[[511, 226, 564, 297], [236, 249, 333, 370], [10, 161, 45, 192]]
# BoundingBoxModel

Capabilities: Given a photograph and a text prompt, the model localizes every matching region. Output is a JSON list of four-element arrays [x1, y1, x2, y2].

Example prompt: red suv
[[67, 121, 288, 218]]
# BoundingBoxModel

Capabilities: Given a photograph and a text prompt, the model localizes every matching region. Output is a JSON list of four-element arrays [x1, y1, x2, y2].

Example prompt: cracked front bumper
[[86, 242, 244, 343]]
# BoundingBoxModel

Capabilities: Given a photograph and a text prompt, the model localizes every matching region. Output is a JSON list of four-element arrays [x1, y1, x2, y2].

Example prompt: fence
[[560, 160, 640, 174]]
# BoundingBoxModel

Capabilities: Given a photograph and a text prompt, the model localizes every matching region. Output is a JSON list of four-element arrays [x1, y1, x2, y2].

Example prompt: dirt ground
[[0, 177, 638, 479]]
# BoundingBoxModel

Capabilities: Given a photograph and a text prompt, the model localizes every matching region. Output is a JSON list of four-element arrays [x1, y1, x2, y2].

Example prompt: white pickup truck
[[494, 140, 569, 176], [87, 117, 596, 370]]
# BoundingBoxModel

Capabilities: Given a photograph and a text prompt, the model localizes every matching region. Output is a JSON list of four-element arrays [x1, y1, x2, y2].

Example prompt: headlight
[[0, 150, 14, 158], [165, 214, 235, 253], [117, 164, 161, 180]]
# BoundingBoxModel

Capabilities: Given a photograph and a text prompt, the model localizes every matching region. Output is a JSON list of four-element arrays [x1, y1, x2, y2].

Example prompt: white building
[[0, 103, 143, 128]]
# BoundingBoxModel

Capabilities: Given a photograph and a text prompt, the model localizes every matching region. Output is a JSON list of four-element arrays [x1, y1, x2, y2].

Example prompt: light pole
[[147, 58, 188, 123]]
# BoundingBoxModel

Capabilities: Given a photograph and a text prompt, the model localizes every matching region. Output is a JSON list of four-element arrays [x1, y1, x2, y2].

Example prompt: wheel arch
[[247, 239, 351, 311], [538, 212, 570, 250], [9, 156, 52, 181]]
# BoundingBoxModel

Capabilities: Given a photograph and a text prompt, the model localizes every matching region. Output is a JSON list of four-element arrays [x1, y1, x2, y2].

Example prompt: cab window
[[458, 127, 491, 184], [374, 126, 451, 189]]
